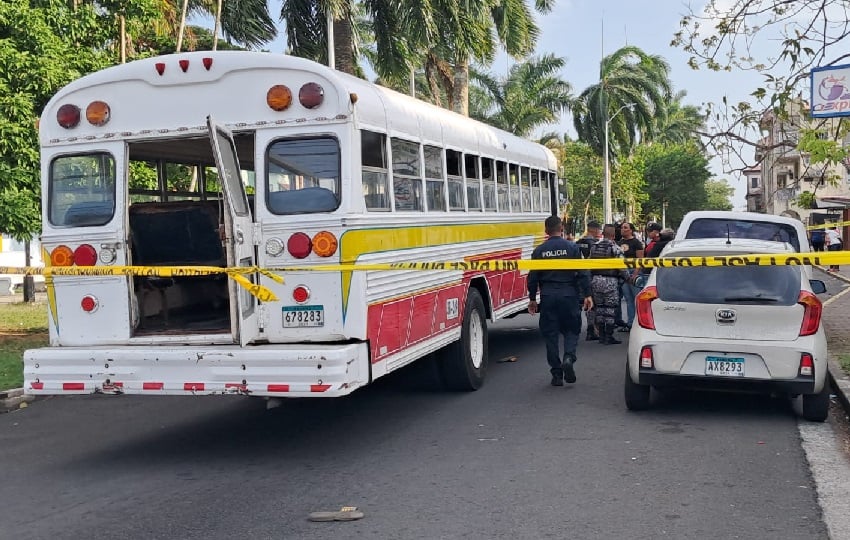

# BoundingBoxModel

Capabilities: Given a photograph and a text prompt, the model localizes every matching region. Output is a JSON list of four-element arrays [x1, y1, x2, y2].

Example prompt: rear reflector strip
[[63, 382, 85, 391], [184, 383, 205, 391], [267, 384, 290, 392], [310, 384, 331, 392], [143, 382, 164, 390], [31, 382, 44, 390]]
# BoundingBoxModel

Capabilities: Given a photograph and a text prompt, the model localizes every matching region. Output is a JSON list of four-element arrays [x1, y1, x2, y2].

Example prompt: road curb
[[828, 358, 850, 418], [0, 388, 36, 413]]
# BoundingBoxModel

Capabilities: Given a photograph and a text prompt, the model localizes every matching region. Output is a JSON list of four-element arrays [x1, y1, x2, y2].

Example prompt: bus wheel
[[439, 288, 488, 391]]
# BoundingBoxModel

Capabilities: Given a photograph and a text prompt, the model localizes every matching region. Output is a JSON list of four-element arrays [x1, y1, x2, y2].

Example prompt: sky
[[196, 0, 766, 209]]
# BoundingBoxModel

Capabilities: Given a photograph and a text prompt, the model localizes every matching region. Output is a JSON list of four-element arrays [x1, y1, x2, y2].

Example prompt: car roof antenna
[[726, 224, 732, 245]]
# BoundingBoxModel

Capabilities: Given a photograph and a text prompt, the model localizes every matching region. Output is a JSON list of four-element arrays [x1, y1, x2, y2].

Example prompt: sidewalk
[[815, 263, 850, 416]]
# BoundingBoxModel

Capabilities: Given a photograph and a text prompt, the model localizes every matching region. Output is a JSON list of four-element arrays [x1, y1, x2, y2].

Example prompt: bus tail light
[[636, 286, 658, 329], [73, 244, 98, 266], [50, 245, 74, 266], [57, 104, 81, 129], [81, 295, 98, 313], [299, 82, 324, 109], [287, 232, 312, 259], [267, 85, 293, 111], [798, 291, 822, 336], [85, 101, 110, 126], [312, 231, 337, 257], [265, 238, 284, 257], [292, 285, 310, 303]]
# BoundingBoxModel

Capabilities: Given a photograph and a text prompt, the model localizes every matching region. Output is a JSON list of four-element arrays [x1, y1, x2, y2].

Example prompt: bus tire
[[439, 288, 488, 391]]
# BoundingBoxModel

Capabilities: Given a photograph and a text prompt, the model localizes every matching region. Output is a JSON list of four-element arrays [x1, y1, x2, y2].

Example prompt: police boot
[[602, 323, 622, 345], [585, 325, 599, 341]]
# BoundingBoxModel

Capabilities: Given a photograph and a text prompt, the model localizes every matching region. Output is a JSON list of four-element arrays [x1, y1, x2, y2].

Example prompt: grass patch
[[839, 354, 850, 374], [0, 302, 48, 390]]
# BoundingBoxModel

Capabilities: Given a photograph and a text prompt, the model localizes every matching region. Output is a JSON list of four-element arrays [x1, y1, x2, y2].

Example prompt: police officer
[[528, 216, 593, 386], [576, 220, 602, 341]]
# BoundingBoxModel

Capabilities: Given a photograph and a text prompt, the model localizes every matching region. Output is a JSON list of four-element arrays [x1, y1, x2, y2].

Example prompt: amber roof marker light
[[267, 85, 293, 111], [86, 101, 111, 126]]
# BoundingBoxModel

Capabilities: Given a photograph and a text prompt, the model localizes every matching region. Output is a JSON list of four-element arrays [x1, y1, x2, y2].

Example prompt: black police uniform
[[528, 236, 591, 383]]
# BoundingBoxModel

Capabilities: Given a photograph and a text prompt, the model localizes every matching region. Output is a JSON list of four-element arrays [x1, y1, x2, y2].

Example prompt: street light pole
[[603, 103, 635, 224]]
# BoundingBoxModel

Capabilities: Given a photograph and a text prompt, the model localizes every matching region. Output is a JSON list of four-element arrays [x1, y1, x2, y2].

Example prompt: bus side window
[[465, 154, 481, 211], [496, 161, 508, 212], [520, 166, 531, 212], [508, 164, 520, 212], [446, 149, 464, 211], [425, 145, 447, 211], [481, 158, 496, 211], [531, 169, 541, 211], [361, 130, 390, 211], [542, 172, 553, 213], [391, 138, 423, 211]]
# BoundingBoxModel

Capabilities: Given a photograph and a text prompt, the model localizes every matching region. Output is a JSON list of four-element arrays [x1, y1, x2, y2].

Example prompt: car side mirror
[[809, 279, 827, 294]]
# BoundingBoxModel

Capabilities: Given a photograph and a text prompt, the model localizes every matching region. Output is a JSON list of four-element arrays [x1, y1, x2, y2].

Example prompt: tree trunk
[[23, 241, 34, 303], [212, 0, 223, 51], [176, 0, 190, 52], [119, 15, 126, 63], [452, 57, 470, 116], [424, 60, 443, 108], [332, 17, 354, 74]]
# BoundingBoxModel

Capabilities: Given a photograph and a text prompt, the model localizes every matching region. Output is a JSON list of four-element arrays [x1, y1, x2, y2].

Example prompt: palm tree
[[654, 90, 706, 146], [573, 45, 672, 159], [470, 54, 573, 137]]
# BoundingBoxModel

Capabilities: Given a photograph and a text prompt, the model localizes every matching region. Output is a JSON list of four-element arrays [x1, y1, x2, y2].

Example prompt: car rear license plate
[[282, 305, 324, 327], [705, 356, 744, 377]]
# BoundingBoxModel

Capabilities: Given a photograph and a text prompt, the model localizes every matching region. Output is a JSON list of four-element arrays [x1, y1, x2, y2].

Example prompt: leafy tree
[[544, 138, 604, 230], [672, 0, 850, 170], [470, 54, 573, 137], [634, 142, 711, 228], [572, 46, 672, 160], [704, 179, 735, 211]]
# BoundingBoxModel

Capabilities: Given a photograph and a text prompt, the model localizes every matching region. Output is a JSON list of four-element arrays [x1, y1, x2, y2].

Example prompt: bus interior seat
[[63, 201, 115, 226], [129, 200, 224, 266], [268, 187, 338, 214]]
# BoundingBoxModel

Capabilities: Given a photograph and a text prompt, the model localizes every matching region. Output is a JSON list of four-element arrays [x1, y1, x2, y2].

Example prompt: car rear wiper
[[723, 296, 781, 302]]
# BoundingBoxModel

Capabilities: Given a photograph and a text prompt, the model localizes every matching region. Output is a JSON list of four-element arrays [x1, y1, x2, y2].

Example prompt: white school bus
[[25, 51, 559, 399]]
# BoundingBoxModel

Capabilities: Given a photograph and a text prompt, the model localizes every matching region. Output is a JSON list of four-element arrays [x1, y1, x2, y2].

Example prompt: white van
[[675, 211, 810, 252]]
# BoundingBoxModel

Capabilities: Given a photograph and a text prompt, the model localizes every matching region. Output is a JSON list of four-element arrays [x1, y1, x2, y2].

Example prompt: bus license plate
[[282, 305, 324, 328], [705, 356, 744, 377]]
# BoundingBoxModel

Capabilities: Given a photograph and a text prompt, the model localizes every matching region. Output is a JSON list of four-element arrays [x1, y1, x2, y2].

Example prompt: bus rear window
[[684, 218, 801, 251], [266, 137, 340, 214], [49, 153, 116, 227]]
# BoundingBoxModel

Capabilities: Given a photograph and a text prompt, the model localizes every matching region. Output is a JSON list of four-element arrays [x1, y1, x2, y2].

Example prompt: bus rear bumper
[[23, 343, 370, 398]]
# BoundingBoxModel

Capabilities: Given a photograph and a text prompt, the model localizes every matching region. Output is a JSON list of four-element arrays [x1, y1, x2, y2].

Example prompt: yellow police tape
[[806, 219, 850, 230], [2, 250, 849, 298]]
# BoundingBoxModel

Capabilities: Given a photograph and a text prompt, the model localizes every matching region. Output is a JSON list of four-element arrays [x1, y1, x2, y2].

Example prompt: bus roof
[[40, 51, 557, 169]]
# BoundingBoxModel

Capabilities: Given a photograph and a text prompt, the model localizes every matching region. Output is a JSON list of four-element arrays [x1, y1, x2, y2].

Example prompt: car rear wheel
[[439, 288, 488, 391], [801, 382, 830, 422], [624, 361, 651, 410]]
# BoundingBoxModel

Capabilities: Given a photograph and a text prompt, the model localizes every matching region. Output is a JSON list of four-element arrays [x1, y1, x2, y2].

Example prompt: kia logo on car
[[716, 309, 737, 323]]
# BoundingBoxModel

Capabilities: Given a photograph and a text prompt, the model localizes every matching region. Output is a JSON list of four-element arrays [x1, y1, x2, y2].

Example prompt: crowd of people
[[528, 216, 675, 386]]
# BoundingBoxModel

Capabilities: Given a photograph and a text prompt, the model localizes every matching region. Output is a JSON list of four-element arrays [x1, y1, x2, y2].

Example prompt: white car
[[625, 238, 829, 421], [676, 210, 810, 252]]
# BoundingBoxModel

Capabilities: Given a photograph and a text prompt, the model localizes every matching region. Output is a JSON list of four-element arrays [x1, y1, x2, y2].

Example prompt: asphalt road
[[0, 314, 840, 539]]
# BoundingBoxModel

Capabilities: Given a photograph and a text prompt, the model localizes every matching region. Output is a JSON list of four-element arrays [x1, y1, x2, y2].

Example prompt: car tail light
[[799, 353, 814, 377], [636, 286, 658, 329], [85, 101, 110, 126], [292, 285, 310, 303], [287, 232, 312, 259], [50, 245, 74, 266], [267, 85, 293, 111], [798, 291, 822, 336], [312, 231, 337, 257], [57, 104, 81, 129], [73, 244, 97, 266], [639, 346, 654, 369], [299, 82, 324, 109]]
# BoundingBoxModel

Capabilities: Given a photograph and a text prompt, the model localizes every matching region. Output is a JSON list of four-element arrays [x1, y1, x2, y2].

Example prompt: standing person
[[826, 226, 843, 272], [618, 222, 645, 331], [811, 227, 826, 252], [589, 224, 630, 345], [638, 227, 674, 288], [528, 216, 593, 386], [576, 221, 602, 341], [644, 222, 662, 256]]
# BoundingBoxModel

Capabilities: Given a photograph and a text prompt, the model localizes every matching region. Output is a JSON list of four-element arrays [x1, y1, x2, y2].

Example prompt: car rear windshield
[[656, 265, 801, 305], [266, 137, 340, 214], [684, 218, 800, 251]]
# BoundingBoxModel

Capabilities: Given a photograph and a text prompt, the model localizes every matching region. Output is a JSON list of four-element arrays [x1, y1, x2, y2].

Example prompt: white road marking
[[799, 420, 850, 540], [823, 285, 850, 307]]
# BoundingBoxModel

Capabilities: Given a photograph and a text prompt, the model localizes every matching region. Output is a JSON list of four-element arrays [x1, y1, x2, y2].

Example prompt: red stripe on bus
[[63, 382, 85, 391], [143, 382, 164, 390], [267, 384, 290, 392], [31, 382, 44, 390], [310, 384, 331, 392], [183, 383, 205, 391]]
